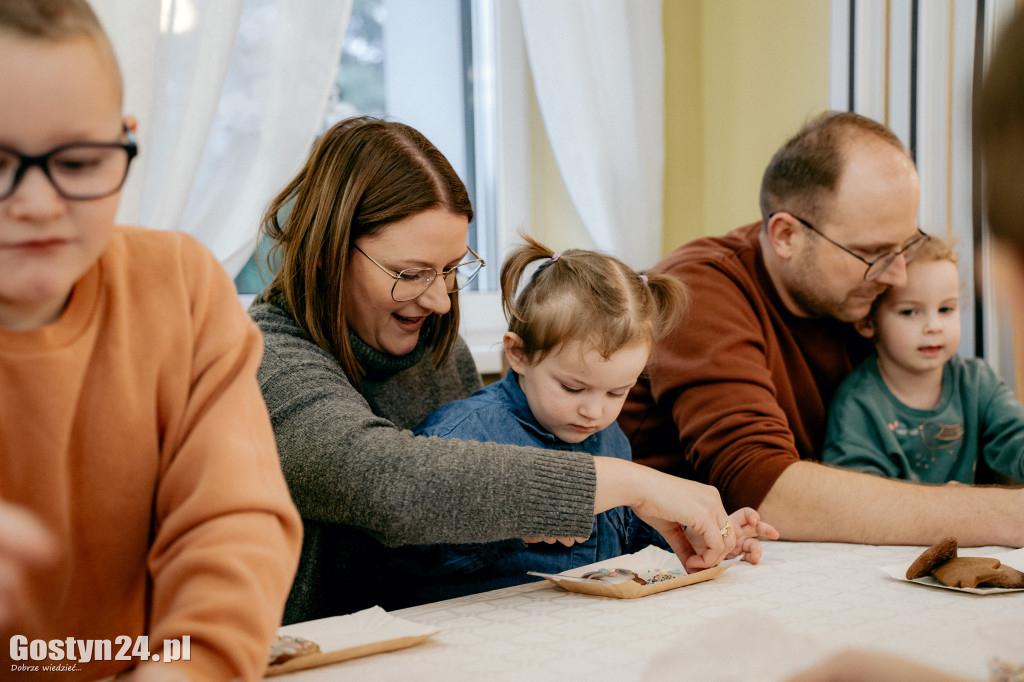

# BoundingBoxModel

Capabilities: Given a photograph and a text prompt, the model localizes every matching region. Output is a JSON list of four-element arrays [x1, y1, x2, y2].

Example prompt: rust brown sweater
[[619, 223, 870, 510]]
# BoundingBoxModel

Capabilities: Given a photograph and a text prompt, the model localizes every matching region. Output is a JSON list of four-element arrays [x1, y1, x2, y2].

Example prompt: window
[[233, 0, 519, 373], [234, 0, 497, 294]]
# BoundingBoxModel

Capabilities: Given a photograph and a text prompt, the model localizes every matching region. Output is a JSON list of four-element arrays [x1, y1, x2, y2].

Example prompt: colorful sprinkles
[[645, 569, 686, 584]]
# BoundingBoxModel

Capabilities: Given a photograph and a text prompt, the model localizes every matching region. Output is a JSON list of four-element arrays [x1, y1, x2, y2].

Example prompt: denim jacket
[[401, 371, 665, 602]]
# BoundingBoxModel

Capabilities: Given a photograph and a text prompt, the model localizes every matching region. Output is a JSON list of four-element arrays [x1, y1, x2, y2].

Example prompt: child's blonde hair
[[0, 0, 122, 103], [908, 234, 958, 267], [500, 235, 688, 363], [868, 233, 958, 318]]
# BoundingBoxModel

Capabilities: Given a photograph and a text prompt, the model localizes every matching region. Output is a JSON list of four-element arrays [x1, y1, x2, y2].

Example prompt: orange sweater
[[0, 227, 302, 681]]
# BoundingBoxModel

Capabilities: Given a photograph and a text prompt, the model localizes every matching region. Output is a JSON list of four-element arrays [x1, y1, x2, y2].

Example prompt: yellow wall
[[527, 1, 832, 259], [663, 0, 832, 254]]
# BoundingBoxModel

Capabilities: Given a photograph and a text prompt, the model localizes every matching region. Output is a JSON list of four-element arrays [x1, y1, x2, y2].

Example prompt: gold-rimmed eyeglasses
[[770, 212, 930, 281], [355, 244, 486, 302]]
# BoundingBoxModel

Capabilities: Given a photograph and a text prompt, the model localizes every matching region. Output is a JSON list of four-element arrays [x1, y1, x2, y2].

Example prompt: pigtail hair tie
[[640, 274, 649, 286], [550, 252, 561, 262]]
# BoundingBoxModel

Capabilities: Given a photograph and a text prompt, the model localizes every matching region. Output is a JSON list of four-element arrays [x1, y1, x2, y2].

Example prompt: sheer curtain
[[518, 0, 664, 270], [828, 0, 1019, 386], [92, 0, 350, 277]]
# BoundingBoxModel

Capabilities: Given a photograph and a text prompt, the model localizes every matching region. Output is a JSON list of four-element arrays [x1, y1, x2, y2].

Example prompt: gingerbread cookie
[[983, 563, 1024, 588], [905, 537, 1024, 589], [268, 634, 321, 666], [931, 556, 1004, 588], [905, 536, 958, 580]]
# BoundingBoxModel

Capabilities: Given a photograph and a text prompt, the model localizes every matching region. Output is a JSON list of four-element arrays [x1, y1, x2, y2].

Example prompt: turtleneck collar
[[348, 328, 428, 379], [258, 290, 431, 379]]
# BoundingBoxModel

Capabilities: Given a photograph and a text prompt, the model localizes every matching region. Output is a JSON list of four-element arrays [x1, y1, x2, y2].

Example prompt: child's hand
[[522, 536, 588, 547], [646, 507, 778, 574], [0, 502, 58, 629], [722, 507, 779, 565]]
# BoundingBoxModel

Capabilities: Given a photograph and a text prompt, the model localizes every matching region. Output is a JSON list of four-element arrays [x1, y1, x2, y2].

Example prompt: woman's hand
[[0, 502, 58, 629], [651, 508, 778, 573], [593, 458, 735, 571]]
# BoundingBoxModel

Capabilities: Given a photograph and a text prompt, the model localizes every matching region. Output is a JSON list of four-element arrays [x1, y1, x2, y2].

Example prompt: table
[[274, 541, 1023, 681]]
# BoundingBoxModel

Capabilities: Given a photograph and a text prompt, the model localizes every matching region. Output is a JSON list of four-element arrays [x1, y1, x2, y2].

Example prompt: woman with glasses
[[250, 116, 738, 623]]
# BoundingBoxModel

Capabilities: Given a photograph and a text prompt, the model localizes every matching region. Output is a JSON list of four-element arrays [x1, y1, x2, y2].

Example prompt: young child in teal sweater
[[823, 236, 1024, 483]]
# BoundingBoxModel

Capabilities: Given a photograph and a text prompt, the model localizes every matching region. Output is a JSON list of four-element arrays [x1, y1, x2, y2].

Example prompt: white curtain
[[518, 0, 664, 271], [92, 0, 351, 277]]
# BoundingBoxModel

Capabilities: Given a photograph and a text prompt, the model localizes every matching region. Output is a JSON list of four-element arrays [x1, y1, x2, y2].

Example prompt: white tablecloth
[[273, 541, 1024, 681]]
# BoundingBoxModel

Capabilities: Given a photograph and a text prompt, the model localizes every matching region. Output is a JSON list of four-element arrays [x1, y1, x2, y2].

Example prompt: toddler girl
[[402, 236, 776, 602]]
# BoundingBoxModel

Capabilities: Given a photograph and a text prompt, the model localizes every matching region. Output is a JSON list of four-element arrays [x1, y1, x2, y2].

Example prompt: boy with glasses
[[620, 111, 1024, 548], [0, 1, 301, 679], [823, 236, 1024, 483]]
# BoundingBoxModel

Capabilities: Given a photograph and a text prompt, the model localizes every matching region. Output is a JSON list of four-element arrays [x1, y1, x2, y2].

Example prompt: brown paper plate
[[265, 632, 437, 677], [536, 563, 730, 599], [264, 606, 440, 678]]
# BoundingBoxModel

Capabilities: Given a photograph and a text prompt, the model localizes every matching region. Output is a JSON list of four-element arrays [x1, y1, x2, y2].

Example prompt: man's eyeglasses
[[770, 212, 930, 281], [0, 127, 138, 202], [355, 244, 486, 302]]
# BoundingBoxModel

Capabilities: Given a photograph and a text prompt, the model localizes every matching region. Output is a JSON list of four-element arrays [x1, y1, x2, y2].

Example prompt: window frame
[[457, 0, 531, 374]]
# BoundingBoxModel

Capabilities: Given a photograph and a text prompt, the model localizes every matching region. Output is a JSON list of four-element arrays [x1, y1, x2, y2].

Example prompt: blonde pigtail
[[642, 272, 689, 341], [499, 234, 555, 326]]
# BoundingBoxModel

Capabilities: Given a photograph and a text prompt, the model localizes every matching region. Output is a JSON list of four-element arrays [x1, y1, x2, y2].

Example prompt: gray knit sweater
[[250, 296, 597, 622]]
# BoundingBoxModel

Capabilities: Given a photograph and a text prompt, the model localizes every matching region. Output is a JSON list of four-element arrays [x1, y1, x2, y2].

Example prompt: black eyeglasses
[[770, 212, 930, 281], [0, 126, 138, 201], [356, 245, 486, 302]]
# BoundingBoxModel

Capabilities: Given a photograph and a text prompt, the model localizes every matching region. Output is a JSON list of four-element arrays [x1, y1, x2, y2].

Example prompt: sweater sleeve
[[646, 260, 800, 510], [143, 238, 303, 682], [976, 360, 1024, 482], [254, 310, 597, 546]]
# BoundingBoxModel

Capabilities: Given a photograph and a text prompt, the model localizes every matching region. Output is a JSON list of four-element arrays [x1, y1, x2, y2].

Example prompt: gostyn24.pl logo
[[10, 635, 190, 669]]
